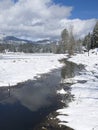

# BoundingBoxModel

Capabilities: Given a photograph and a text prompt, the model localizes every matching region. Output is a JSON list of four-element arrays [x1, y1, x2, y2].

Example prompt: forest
[[0, 21, 98, 54]]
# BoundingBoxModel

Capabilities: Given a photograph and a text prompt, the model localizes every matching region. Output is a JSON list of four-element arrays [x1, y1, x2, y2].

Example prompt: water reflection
[[0, 69, 62, 130], [0, 60, 83, 130], [0, 60, 84, 111], [0, 70, 61, 111], [61, 59, 84, 81]]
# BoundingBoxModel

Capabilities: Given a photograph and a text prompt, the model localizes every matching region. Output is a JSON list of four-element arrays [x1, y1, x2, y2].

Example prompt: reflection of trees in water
[[61, 60, 80, 80]]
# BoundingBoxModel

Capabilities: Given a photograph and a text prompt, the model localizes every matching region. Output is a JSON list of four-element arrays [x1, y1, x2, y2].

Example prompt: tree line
[[0, 21, 98, 54], [0, 42, 57, 53], [83, 21, 98, 50], [57, 20, 98, 55]]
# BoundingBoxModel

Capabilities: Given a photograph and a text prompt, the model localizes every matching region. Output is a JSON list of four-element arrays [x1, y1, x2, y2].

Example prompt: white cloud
[[60, 19, 96, 38], [0, 0, 97, 40]]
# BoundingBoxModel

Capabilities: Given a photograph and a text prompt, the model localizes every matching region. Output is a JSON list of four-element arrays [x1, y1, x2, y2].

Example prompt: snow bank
[[0, 53, 65, 87], [57, 88, 67, 95], [57, 49, 98, 130]]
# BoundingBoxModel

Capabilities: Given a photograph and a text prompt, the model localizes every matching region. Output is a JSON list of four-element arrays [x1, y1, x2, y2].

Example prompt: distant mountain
[[3, 36, 25, 41], [0, 34, 57, 45], [0, 34, 58, 53], [2, 36, 33, 44], [34, 39, 53, 44], [0, 34, 34, 44]]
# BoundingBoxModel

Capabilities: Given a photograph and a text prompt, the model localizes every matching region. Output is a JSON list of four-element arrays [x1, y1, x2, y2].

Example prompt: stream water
[[0, 59, 84, 130]]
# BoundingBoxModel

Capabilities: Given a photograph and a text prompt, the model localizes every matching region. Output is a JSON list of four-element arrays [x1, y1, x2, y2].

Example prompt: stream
[[0, 59, 84, 130]]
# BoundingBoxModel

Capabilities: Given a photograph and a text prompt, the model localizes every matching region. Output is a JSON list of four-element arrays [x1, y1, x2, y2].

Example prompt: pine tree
[[60, 27, 76, 55], [91, 21, 98, 48], [61, 28, 70, 53], [83, 33, 91, 49], [68, 26, 75, 56]]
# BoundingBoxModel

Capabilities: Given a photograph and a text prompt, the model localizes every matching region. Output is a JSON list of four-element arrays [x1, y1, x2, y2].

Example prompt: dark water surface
[[0, 70, 62, 130], [0, 60, 84, 130]]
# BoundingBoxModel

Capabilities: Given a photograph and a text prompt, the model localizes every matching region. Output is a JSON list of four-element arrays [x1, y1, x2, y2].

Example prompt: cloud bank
[[0, 0, 97, 40]]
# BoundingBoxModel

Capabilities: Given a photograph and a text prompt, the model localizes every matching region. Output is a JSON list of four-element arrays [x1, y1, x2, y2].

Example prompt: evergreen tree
[[68, 26, 75, 55], [83, 33, 91, 51], [91, 21, 98, 48], [75, 39, 83, 53], [60, 28, 70, 53], [59, 27, 76, 55]]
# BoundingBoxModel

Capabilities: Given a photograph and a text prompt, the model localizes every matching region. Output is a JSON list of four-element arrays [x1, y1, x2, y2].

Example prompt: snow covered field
[[57, 49, 98, 130], [0, 53, 64, 87]]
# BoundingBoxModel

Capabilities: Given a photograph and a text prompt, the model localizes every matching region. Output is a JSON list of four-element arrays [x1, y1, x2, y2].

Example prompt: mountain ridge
[[0, 34, 57, 45]]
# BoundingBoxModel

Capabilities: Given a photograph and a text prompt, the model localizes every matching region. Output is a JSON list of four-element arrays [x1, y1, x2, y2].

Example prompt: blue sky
[[12, 0, 98, 19], [53, 0, 98, 19], [0, 0, 97, 40]]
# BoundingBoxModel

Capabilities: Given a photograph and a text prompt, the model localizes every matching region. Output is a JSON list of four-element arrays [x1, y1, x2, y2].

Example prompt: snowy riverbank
[[0, 53, 65, 87], [57, 49, 98, 130]]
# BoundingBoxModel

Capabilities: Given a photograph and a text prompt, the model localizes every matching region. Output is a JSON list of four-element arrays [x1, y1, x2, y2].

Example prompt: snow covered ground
[[57, 49, 98, 130], [0, 52, 64, 87], [1, 50, 98, 130]]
